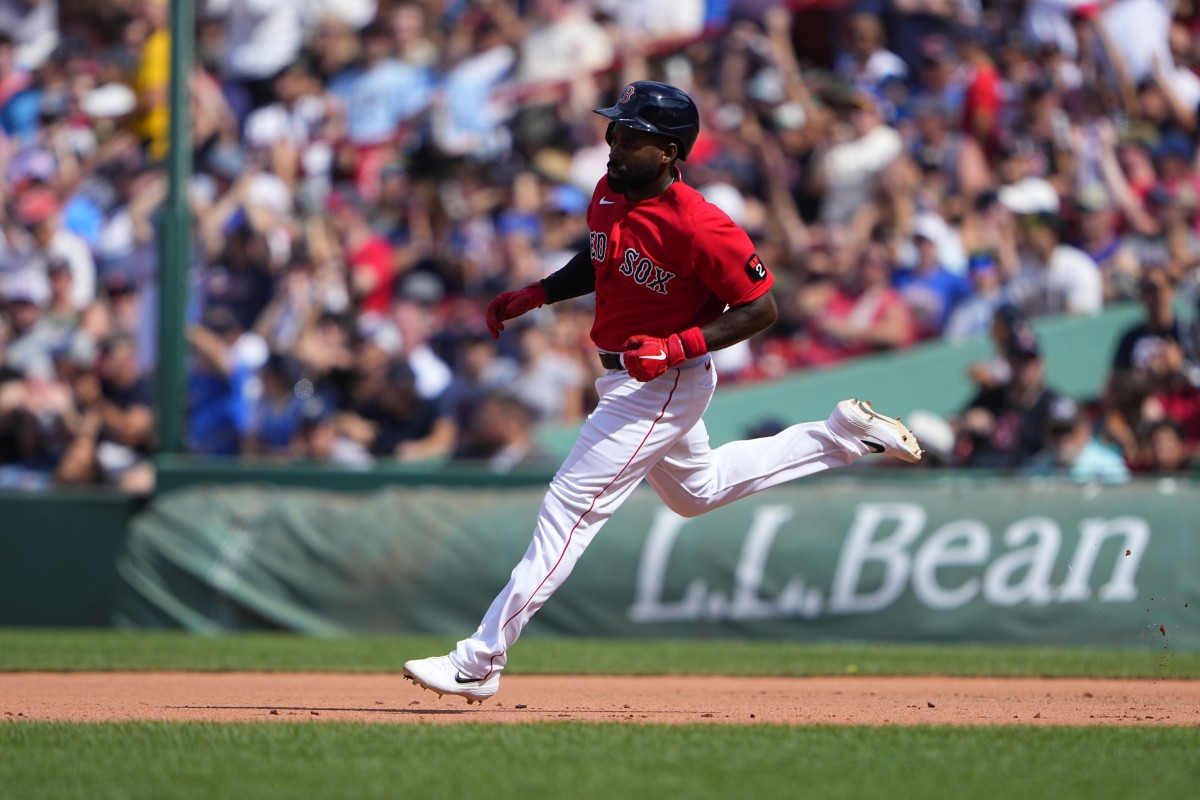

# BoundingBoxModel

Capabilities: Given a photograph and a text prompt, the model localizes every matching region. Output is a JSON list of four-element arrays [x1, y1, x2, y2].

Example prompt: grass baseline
[[1, 629, 1196, 678]]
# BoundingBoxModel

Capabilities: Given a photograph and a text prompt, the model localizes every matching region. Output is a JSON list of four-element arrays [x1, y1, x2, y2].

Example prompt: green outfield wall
[[0, 491, 142, 626], [112, 476, 1200, 649]]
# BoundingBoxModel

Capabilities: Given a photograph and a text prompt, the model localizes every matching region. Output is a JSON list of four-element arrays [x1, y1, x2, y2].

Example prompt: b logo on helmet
[[620, 84, 636, 104]]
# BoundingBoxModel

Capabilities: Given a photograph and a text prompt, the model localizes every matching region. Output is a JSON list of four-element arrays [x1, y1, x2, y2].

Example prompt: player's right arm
[[485, 249, 595, 339]]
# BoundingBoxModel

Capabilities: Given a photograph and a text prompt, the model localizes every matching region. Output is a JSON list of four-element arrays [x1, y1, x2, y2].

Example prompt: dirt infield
[[2, 673, 1198, 726]]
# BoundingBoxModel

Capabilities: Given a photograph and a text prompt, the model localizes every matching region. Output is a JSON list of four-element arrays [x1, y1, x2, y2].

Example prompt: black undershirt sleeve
[[539, 249, 596, 304]]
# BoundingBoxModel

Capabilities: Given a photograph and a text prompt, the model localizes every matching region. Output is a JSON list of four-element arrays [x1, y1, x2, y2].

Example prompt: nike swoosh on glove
[[486, 282, 547, 338], [621, 327, 707, 382]]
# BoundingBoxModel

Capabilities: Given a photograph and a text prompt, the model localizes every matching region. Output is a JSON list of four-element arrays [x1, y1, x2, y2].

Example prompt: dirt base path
[[3, 673, 1199, 726]]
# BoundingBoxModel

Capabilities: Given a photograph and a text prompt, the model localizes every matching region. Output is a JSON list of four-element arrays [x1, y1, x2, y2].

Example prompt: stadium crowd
[[1, 0, 1198, 491]]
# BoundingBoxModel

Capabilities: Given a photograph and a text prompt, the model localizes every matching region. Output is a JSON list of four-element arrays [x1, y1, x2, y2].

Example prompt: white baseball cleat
[[403, 655, 501, 705], [830, 399, 923, 463]]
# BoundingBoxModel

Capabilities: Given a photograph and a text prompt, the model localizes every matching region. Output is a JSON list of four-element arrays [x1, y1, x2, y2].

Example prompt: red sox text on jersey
[[585, 171, 774, 352]]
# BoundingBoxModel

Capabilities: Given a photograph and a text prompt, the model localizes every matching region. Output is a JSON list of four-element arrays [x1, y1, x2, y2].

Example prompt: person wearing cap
[[911, 34, 961, 116], [242, 352, 306, 457], [894, 214, 972, 340], [944, 251, 1007, 343], [954, 320, 1066, 469], [1024, 397, 1130, 483], [343, 358, 440, 459]]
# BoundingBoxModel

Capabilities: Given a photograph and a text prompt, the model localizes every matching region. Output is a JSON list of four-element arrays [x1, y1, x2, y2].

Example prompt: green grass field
[[2, 630, 1197, 800]]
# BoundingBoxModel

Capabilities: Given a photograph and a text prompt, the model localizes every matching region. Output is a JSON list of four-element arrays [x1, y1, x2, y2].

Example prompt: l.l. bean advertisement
[[116, 478, 1199, 649]]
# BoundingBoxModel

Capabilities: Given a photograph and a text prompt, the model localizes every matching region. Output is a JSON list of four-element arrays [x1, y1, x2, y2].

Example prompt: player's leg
[[645, 398, 921, 517], [405, 361, 716, 699]]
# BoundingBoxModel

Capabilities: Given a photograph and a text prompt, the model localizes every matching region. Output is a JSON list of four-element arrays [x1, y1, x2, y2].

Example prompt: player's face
[[605, 123, 674, 195]]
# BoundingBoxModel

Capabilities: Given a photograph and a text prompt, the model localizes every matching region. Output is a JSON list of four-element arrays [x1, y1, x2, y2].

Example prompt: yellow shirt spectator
[[134, 25, 170, 158]]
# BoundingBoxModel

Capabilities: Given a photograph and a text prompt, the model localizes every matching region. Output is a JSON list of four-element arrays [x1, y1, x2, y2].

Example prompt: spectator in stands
[[1006, 211, 1103, 318], [908, 96, 991, 208], [391, 272, 451, 403], [2, 185, 96, 312], [1024, 396, 1130, 483], [242, 56, 330, 197], [1071, 182, 1143, 303], [510, 322, 584, 423], [216, 0, 304, 120], [792, 237, 917, 367], [944, 251, 1006, 343], [1102, 266, 1200, 462], [958, 25, 1003, 152], [451, 389, 551, 473], [92, 333, 155, 490], [954, 322, 1064, 469], [340, 359, 439, 460], [131, 0, 170, 160], [516, 0, 613, 86], [334, 18, 433, 153], [834, 11, 909, 99], [243, 352, 305, 457], [1134, 418, 1194, 473], [389, 1, 437, 69], [1112, 267, 1198, 374], [185, 306, 267, 456], [1, 275, 54, 379], [326, 186, 395, 319], [893, 214, 972, 340], [0, 0, 57, 72], [814, 90, 904, 227]]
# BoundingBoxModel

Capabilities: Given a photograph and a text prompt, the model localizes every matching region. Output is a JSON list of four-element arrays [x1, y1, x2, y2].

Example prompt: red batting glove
[[621, 327, 708, 382], [485, 282, 547, 338]]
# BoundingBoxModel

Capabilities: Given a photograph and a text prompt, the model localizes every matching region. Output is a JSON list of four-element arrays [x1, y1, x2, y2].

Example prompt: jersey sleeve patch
[[745, 253, 768, 282]]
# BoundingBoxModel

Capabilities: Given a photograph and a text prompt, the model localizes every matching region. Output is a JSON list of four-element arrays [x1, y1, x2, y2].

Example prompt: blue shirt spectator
[[894, 220, 972, 339]]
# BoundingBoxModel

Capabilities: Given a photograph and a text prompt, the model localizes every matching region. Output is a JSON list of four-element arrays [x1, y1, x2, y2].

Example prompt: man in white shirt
[[211, 0, 303, 112], [1007, 211, 1103, 317], [817, 91, 903, 226]]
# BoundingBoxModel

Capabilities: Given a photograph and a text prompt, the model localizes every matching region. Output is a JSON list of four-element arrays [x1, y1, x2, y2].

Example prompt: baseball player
[[404, 81, 922, 703]]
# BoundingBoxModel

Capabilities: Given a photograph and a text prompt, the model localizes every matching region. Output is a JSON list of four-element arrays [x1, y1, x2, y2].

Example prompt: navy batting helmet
[[595, 81, 700, 160]]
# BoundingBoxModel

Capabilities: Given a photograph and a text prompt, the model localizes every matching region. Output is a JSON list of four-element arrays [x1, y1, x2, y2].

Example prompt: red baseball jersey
[[585, 171, 774, 352]]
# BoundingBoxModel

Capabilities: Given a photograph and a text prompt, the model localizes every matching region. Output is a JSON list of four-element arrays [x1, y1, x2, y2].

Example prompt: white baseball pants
[[451, 355, 869, 678]]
